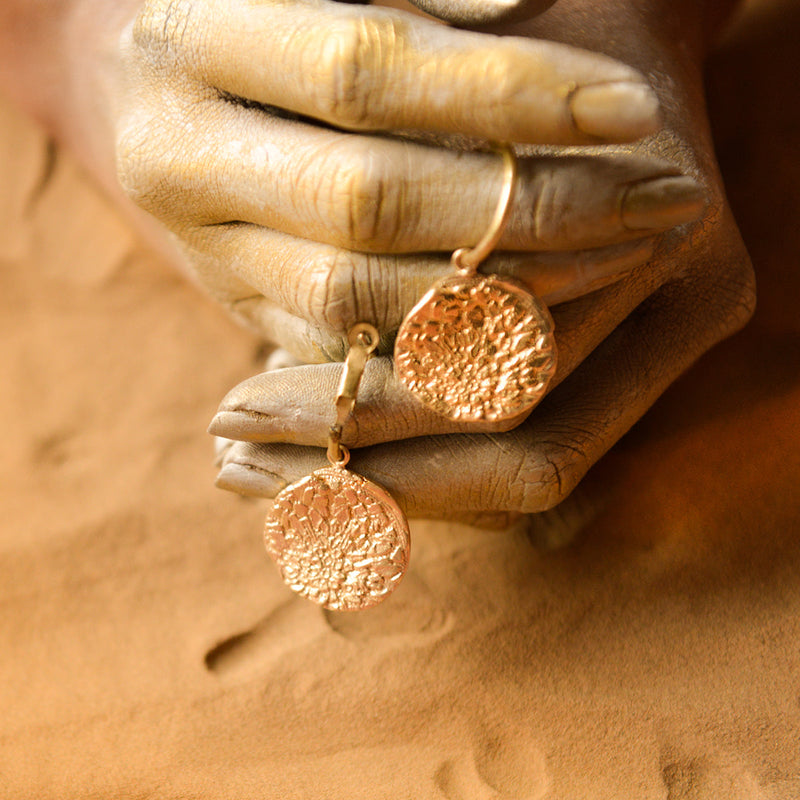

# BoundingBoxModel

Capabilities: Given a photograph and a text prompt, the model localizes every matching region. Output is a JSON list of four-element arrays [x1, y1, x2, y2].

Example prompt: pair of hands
[[115, 0, 754, 523]]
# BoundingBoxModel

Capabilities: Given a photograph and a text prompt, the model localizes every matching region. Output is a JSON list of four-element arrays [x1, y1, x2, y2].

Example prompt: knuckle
[[229, 298, 349, 364], [515, 441, 588, 513], [305, 250, 388, 341], [321, 146, 400, 250], [315, 16, 397, 129], [115, 126, 160, 210], [304, 325, 350, 363], [116, 97, 217, 224], [524, 164, 568, 247], [305, 249, 361, 331], [115, 122, 180, 219]]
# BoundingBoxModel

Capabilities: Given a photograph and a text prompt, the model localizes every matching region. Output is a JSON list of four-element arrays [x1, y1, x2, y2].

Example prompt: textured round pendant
[[394, 272, 557, 423], [264, 466, 410, 611]]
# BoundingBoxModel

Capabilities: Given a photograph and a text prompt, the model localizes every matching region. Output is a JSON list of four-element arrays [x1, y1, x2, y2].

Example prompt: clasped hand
[[114, 0, 754, 523]]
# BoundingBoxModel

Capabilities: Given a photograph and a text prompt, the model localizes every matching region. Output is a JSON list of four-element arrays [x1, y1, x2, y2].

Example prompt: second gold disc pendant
[[394, 146, 557, 423], [264, 324, 410, 611]]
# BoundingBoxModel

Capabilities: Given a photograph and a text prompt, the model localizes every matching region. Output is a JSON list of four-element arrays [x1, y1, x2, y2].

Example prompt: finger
[[119, 87, 705, 255], [403, 0, 558, 26], [119, 83, 705, 253], [215, 220, 754, 517], [208, 238, 676, 442], [513, 239, 658, 306], [186, 217, 656, 358], [212, 236, 661, 363], [133, 0, 660, 145], [209, 357, 510, 445]]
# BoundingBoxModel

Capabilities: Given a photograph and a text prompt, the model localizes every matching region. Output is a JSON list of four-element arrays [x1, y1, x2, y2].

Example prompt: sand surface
[[2, 4, 800, 797]]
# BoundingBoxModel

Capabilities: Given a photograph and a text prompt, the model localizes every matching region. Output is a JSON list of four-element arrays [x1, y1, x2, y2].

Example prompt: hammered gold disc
[[394, 273, 557, 422], [264, 466, 410, 611]]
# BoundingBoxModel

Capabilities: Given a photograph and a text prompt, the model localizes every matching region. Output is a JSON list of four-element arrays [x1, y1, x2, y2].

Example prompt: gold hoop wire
[[453, 144, 517, 273]]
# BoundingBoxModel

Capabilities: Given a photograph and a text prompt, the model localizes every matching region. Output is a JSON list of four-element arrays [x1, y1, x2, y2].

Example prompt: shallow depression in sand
[[436, 723, 550, 800]]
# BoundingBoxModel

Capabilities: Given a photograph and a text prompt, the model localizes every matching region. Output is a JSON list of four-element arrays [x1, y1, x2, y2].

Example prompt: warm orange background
[[1, 1, 798, 796]]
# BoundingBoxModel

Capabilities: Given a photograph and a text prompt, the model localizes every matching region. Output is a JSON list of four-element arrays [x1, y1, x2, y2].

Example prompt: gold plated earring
[[264, 323, 410, 611], [394, 145, 557, 423]]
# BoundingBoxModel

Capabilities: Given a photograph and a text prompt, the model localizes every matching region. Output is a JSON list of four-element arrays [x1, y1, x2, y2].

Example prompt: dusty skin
[[2, 0, 800, 797], [208, 0, 753, 523], [0, 0, 734, 525]]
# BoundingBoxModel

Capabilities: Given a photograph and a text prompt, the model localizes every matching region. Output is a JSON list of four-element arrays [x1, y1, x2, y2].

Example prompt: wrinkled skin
[[114, 0, 707, 367], [202, 0, 754, 523], [0, 0, 753, 524]]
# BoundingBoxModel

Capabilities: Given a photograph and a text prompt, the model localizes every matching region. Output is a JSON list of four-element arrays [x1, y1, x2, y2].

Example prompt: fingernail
[[209, 410, 273, 440], [215, 462, 286, 498], [570, 81, 660, 141], [621, 175, 707, 231]]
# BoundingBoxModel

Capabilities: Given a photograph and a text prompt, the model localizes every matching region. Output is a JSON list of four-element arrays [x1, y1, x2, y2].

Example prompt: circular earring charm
[[264, 324, 410, 611], [394, 146, 557, 423], [264, 459, 410, 611], [394, 261, 556, 423]]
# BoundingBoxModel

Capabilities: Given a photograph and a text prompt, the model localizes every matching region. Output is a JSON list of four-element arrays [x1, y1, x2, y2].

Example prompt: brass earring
[[394, 145, 557, 423], [264, 323, 410, 611]]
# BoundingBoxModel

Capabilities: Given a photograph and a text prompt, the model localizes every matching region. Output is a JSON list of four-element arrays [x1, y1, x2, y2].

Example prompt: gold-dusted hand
[[210, 0, 754, 524], [0, 0, 727, 524], [114, 0, 705, 364]]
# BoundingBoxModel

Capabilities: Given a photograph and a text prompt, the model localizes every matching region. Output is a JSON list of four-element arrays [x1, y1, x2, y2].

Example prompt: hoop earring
[[264, 323, 410, 611], [394, 145, 557, 423]]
